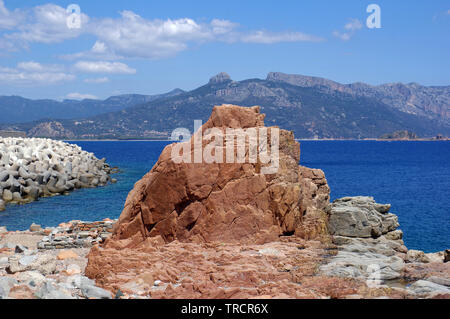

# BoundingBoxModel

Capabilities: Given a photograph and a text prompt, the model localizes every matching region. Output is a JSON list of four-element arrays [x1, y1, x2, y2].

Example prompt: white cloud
[[66, 92, 98, 100], [0, 0, 23, 30], [0, 63, 75, 85], [84, 77, 109, 84], [88, 13, 323, 58], [0, 2, 324, 59], [3, 3, 88, 48], [74, 61, 136, 74], [60, 41, 123, 61], [17, 61, 63, 72], [344, 19, 363, 31], [332, 31, 351, 41], [89, 13, 214, 59], [333, 18, 363, 41], [210, 19, 239, 35]]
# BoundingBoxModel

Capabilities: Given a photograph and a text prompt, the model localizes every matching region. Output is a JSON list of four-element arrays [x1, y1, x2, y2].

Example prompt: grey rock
[[408, 280, 450, 296], [19, 255, 37, 266], [68, 274, 111, 299], [0, 256, 9, 268], [81, 285, 112, 299], [319, 249, 404, 281], [384, 230, 403, 240], [8, 254, 56, 275], [0, 225, 7, 234], [326, 196, 399, 238], [406, 249, 430, 263], [0, 277, 18, 299], [35, 281, 75, 299], [425, 252, 444, 263], [427, 276, 450, 287], [77, 231, 91, 239], [15, 271, 46, 286], [320, 197, 408, 284]]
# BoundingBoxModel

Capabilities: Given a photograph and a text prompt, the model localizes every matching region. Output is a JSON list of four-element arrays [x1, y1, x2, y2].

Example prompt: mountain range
[[1, 72, 449, 139], [0, 89, 185, 124]]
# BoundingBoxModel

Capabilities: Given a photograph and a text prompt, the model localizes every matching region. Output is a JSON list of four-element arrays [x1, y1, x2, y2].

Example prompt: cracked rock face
[[103, 104, 330, 247]]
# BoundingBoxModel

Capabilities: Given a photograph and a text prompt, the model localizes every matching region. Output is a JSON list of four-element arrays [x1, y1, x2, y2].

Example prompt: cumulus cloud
[[0, 62, 75, 85], [89, 13, 223, 59], [333, 18, 363, 41], [3, 3, 88, 48], [66, 92, 98, 100], [0, 1, 324, 59], [84, 77, 109, 84], [74, 61, 136, 74]]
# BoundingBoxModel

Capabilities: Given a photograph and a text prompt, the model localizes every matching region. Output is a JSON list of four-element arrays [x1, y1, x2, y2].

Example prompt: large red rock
[[106, 104, 329, 247], [86, 104, 332, 297]]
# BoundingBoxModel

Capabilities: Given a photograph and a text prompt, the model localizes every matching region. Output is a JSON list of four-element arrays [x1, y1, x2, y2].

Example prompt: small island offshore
[[0, 105, 448, 299], [378, 130, 449, 141]]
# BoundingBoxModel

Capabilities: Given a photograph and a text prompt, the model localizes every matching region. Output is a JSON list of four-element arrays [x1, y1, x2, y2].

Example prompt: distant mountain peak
[[209, 72, 232, 84], [168, 88, 185, 94]]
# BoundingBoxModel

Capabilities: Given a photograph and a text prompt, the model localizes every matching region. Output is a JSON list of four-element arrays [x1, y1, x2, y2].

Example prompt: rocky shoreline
[[0, 197, 448, 299], [0, 220, 116, 299], [0, 105, 448, 299], [319, 197, 449, 298], [0, 137, 117, 211]]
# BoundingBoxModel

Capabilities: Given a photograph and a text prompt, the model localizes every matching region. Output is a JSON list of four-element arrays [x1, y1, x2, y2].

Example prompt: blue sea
[[0, 140, 448, 253]]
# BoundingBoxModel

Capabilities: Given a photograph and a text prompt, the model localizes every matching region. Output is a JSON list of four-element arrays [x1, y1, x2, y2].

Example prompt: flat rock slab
[[0, 233, 43, 250]]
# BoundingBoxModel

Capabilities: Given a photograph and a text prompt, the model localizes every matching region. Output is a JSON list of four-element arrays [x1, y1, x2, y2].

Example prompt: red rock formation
[[107, 104, 329, 247], [86, 238, 363, 299], [86, 104, 332, 297]]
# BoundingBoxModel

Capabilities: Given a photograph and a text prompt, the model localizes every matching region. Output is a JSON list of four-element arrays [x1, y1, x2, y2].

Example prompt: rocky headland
[[0, 105, 448, 299], [0, 137, 117, 211]]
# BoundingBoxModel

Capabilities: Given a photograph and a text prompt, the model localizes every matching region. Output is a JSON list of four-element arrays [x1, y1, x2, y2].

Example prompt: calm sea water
[[0, 140, 448, 253]]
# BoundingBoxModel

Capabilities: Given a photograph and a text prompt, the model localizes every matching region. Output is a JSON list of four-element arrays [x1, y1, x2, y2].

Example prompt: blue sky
[[0, 0, 449, 100]]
